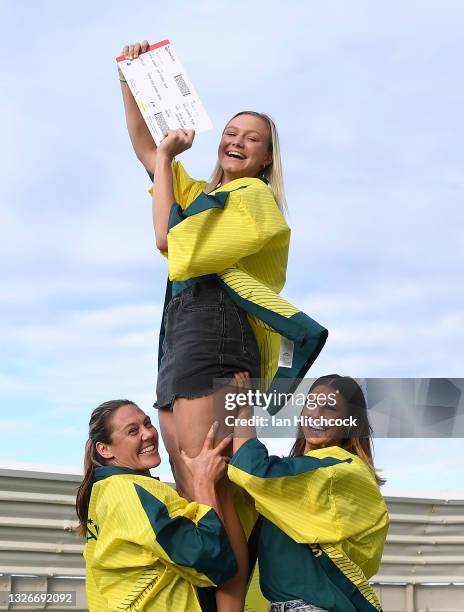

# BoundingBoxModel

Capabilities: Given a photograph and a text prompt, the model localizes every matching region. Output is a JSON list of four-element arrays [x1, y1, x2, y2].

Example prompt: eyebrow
[[223, 126, 263, 136], [123, 417, 151, 430]]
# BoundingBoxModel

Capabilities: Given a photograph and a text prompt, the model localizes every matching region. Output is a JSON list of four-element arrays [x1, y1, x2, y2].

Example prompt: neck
[[221, 172, 238, 186], [304, 439, 342, 453], [220, 170, 260, 187]]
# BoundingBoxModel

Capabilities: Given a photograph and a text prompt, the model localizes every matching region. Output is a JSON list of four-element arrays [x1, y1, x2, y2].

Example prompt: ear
[[96, 441, 114, 460], [265, 153, 273, 167]]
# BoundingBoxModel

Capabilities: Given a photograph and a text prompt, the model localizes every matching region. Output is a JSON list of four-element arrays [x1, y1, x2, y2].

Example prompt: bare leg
[[173, 384, 248, 612], [157, 408, 191, 499]]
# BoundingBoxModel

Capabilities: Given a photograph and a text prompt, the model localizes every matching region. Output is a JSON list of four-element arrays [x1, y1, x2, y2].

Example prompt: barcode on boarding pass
[[174, 74, 191, 96], [154, 112, 170, 135]]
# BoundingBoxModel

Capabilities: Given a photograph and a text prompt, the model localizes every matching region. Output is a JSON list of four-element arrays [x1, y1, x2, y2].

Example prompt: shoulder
[[95, 474, 179, 510], [309, 447, 385, 502], [228, 179, 287, 227], [236, 177, 277, 202], [308, 446, 371, 477]]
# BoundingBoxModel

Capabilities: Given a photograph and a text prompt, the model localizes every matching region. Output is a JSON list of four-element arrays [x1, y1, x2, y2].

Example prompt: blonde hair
[[205, 111, 288, 215]]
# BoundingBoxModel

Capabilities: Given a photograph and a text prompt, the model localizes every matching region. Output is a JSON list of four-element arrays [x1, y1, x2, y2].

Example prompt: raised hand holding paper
[[116, 39, 212, 145]]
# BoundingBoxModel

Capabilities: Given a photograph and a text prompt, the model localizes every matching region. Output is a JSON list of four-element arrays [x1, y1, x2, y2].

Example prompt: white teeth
[[139, 445, 155, 454], [227, 150, 245, 159]]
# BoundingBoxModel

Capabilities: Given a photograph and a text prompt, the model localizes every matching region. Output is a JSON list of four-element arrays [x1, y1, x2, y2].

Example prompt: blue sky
[[1, 0, 463, 495]]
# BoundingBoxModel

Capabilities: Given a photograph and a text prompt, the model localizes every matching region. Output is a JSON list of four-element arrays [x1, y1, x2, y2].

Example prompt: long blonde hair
[[205, 111, 288, 215]]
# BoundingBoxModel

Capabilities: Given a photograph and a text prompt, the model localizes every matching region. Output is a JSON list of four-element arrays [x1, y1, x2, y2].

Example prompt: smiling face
[[218, 113, 273, 185], [301, 385, 350, 452], [96, 404, 161, 472]]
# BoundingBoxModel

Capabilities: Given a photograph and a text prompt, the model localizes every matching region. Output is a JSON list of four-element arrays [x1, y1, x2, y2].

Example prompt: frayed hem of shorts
[[153, 377, 238, 411]]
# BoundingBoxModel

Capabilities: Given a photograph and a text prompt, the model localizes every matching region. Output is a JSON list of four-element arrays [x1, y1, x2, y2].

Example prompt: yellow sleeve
[[93, 477, 237, 588], [228, 438, 388, 546], [167, 181, 287, 281], [148, 159, 207, 210]]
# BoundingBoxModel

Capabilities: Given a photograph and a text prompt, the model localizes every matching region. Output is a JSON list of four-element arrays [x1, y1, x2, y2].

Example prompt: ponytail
[[75, 400, 137, 536]]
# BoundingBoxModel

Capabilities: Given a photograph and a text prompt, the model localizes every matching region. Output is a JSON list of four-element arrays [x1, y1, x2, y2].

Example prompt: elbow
[[155, 229, 168, 252], [156, 238, 168, 252]]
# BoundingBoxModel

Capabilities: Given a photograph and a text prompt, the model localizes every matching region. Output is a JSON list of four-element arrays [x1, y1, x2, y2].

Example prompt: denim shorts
[[154, 276, 261, 410]]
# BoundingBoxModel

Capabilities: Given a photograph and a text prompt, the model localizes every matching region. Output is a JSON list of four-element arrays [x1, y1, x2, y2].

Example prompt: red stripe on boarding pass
[[116, 39, 170, 62]]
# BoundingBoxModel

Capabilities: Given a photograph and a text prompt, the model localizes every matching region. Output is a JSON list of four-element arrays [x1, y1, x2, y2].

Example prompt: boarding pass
[[116, 39, 212, 145]]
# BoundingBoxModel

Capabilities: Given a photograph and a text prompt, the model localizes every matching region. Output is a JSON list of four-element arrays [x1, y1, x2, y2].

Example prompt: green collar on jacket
[[95, 466, 157, 481]]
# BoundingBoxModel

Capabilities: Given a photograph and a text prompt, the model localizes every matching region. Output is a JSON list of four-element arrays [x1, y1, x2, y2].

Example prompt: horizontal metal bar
[[0, 490, 76, 505], [382, 555, 464, 565], [389, 513, 464, 524], [0, 541, 83, 554], [0, 517, 79, 531], [0, 566, 85, 577], [372, 575, 464, 584], [387, 534, 464, 545]]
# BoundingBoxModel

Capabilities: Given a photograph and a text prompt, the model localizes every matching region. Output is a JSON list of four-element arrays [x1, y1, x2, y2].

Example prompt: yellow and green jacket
[[229, 439, 389, 612], [149, 161, 328, 413], [84, 466, 237, 612]]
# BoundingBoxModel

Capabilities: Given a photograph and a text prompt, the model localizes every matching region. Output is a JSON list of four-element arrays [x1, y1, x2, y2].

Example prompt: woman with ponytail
[[229, 374, 389, 612], [76, 400, 237, 612]]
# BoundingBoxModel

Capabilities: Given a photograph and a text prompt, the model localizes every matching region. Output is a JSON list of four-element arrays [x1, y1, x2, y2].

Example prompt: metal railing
[[0, 468, 463, 611]]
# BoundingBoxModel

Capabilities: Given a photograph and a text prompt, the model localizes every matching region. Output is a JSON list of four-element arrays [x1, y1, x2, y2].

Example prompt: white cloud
[[1, 0, 463, 490]]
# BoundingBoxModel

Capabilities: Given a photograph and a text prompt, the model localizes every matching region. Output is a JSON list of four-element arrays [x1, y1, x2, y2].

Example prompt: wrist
[[193, 474, 215, 490], [156, 151, 174, 165], [193, 477, 216, 500]]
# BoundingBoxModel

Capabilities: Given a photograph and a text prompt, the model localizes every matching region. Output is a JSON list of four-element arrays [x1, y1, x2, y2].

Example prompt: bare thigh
[[173, 384, 235, 456], [158, 383, 235, 497]]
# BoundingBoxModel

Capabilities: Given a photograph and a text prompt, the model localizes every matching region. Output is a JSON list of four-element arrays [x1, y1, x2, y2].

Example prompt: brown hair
[[205, 110, 288, 214], [75, 399, 137, 536], [289, 375, 386, 486]]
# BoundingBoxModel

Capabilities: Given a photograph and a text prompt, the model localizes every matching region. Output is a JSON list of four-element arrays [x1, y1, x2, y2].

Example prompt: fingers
[[175, 128, 195, 144], [162, 129, 188, 141], [185, 129, 195, 145], [161, 129, 174, 141], [214, 433, 234, 455], [123, 41, 149, 60], [234, 371, 251, 389], [158, 128, 195, 155], [202, 421, 218, 451], [179, 449, 193, 470]]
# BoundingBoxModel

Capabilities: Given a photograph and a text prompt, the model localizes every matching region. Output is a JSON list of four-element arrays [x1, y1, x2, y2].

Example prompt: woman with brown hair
[[76, 399, 236, 612], [229, 374, 389, 612]]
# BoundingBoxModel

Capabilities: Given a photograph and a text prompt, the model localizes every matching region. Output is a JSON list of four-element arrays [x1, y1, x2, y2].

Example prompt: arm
[[191, 477, 223, 524], [180, 424, 233, 526], [152, 130, 195, 252], [134, 482, 237, 586], [118, 41, 157, 173], [152, 153, 175, 252], [228, 440, 388, 546], [94, 476, 237, 588]]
